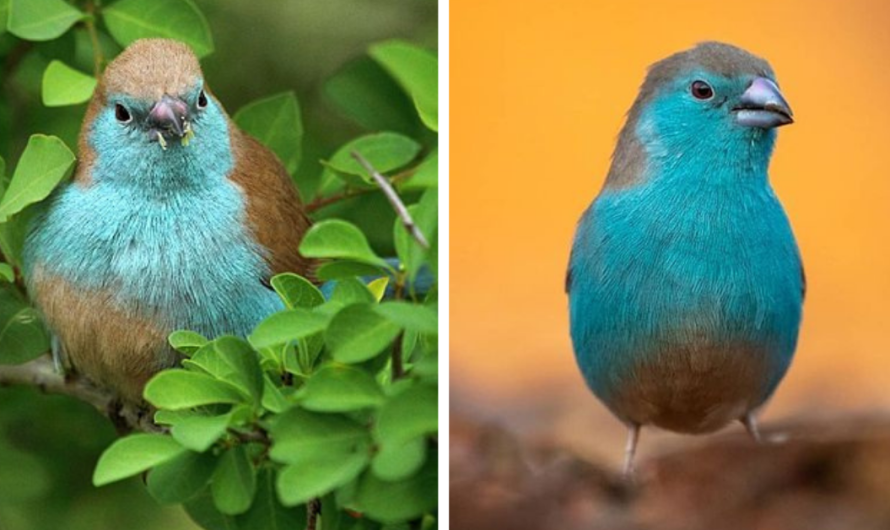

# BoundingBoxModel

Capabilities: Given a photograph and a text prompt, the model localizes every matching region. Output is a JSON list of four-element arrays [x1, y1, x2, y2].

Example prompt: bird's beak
[[733, 77, 793, 128], [148, 95, 190, 138]]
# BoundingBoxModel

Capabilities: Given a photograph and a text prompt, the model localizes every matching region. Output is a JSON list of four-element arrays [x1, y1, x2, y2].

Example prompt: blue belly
[[568, 182, 803, 429], [24, 179, 281, 339]]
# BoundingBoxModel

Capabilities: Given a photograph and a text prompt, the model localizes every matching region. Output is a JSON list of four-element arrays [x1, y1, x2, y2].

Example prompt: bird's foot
[[740, 413, 789, 445]]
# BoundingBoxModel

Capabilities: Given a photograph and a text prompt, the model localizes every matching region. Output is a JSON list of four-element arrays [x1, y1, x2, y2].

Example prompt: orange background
[[451, 0, 890, 459]]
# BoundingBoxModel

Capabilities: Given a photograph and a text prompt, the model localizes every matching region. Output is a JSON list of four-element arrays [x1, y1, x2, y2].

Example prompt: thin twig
[[84, 0, 104, 77], [2, 41, 34, 83], [306, 498, 321, 530], [391, 275, 406, 380], [0, 354, 158, 432], [229, 427, 270, 445], [391, 332, 405, 380], [0, 355, 108, 409], [350, 151, 429, 249], [305, 166, 418, 213], [305, 187, 375, 213]]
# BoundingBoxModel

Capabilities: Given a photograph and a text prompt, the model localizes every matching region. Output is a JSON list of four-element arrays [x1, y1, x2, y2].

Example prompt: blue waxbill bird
[[566, 42, 804, 476], [24, 39, 315, 404]]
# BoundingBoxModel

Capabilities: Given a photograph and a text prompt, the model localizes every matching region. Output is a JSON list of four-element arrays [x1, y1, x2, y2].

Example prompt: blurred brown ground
[[451, 411, 890, 530]]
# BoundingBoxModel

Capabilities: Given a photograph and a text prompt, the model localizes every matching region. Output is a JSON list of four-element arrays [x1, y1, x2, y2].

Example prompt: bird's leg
[[741, 412, 762, 443], [623, 423, 641, 479], [50, 335, 66, 376]]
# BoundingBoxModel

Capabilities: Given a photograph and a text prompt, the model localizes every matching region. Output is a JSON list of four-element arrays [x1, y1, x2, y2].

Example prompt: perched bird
[[566, 42, 804, 476], [24, 39, 315, 404]]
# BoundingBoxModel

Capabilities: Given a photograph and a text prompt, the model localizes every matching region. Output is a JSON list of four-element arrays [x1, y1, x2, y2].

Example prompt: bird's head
[[608, 42, 792, 187], [80, 39, 232, 187]]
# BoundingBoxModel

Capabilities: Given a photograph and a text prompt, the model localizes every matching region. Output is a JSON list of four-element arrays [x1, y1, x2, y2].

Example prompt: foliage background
[[0, 1, 438, 529]]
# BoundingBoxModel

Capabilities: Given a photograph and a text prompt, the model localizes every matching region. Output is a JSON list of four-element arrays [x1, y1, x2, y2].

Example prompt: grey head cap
[[604, 42, 777, 190]]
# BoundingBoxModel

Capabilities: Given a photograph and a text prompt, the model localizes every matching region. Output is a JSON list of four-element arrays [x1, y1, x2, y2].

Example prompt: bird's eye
[[690, 80, 714, 100], [197, 90, 208, 109], [114, 104, 132, 123]]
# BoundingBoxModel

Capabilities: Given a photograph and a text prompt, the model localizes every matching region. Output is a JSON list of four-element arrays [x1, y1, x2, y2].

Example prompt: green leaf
[[324, 56, 418, 134], [0, 0, 8, 38], [277, 451, 369, 507], [147, 450, 218, 504], [236, 468, 307, 530], [7, 0, 84, 41], [399, 150, 438, 191], [322, 132, 420, 183], [262, 375, 290, 414], [41, 60, 96, 107], [247, 309, 329, 349], [299, 364, 384, 412], [367, 277, 389, 302], [299, 219, 388, 268], [0, 438, 50, 502], [327, 304, 401, 364], [72, 26, 122, 74], [375, 301, 438, 335], [269, 409, 369, 465], [371, 436, 426, 481], [0, 288, 50, 365], [154, 409, 196, 426], [213, 336, 264, 405], [369, 40, 438, 132], [184, 489, 240, 530], [314, 261, 385, 282], [144, 370, 245, 410], [233, 92, 303, 175], [394, 188, 438, 283], [375, 382, 437, 445], [0, 202, 37, 270], [0, 156, 7, 195], [0, 263, 12, 283], [93, 434, 187, 486], [355, 455, 437, 523], [330, 278, 377, 305], [0, 135, 75, 222], [270, 273, 323, 309], [413, 350, 438, 380], [171, 413, 232, 452], [103, 0, 214, 58], [0, 307, 48, 365], [168, 330, 209, 355], [212, 445, 256, 516]]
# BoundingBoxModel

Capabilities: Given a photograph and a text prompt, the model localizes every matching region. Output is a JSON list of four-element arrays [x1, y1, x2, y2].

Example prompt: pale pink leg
[[623, 423, 641, 478], [741, 412, 761, 443]]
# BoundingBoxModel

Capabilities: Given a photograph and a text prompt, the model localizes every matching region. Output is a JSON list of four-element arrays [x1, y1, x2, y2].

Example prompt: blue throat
[[569, 105, 803, 406], [24, 96, 282, 339]]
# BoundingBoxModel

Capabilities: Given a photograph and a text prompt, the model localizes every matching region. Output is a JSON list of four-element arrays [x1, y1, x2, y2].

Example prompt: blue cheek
[[637, 94, 777, 183]]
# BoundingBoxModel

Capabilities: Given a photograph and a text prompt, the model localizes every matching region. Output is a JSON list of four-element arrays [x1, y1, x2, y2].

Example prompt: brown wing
[[227, 124, 316, 280]]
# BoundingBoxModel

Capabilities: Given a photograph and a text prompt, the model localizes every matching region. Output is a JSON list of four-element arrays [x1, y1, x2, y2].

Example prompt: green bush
[[0, 1, 438, 529]]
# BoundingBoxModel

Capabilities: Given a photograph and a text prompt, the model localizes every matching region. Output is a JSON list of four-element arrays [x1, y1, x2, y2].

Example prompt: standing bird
[[24, 39, 315, 404], [566, 42, 804, 476]]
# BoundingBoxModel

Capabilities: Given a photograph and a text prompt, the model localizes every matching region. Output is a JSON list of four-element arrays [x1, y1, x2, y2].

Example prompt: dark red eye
[[114, 103, 131, 123], [690, 80, 714, 100]]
